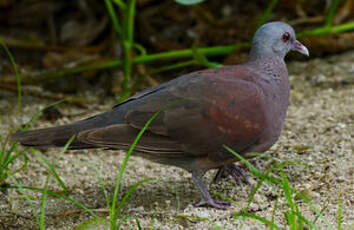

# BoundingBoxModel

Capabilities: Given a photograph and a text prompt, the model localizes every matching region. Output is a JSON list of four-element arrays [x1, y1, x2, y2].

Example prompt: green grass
[[108, 100, 184, 229], [37, 136, 75, 230], [75, 101, 183, 229], [29, 146, 70, 194], [17, 100, 179, 230], [2, 110, 155, 229], [325, 0, 343, 28], [0, 100, 99, 229], [0, 39, 21, 114], [0, 40, 26, 188], [2, 114, 157, 230], [105, 0, 138, 102], [5, 135, 76, 230], [223, 146, 338, 230], [0, 97, 69, 188], [337, 200, 342, 230], [0, 40, 24, 188], [0, 50, 100, 228], [0, 137, 27, 187]]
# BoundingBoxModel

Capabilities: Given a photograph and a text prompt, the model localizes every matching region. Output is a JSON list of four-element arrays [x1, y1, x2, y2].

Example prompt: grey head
[[249, 21, 309, 61]]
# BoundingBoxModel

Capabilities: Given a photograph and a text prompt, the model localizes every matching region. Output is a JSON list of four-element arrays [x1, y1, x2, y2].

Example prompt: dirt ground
[[0, 50, 353, 229]]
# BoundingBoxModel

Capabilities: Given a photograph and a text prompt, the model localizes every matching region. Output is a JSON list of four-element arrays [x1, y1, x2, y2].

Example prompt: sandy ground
[[0, 51, 353, 230]]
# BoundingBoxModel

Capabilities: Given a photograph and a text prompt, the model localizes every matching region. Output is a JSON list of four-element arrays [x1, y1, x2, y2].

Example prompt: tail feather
[[11, 109, 126, 149], [11, 125, 94, 149]]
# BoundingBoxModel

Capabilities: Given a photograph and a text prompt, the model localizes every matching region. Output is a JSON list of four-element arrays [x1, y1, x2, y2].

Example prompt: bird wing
[[77, 66, 267, 159]]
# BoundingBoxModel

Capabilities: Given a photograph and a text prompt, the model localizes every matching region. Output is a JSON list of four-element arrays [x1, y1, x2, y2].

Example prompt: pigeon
[[12, 21, 309, 209]]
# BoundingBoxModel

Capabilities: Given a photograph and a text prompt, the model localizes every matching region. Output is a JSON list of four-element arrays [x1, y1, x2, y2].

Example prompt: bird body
[[12, 22, 309, 208]]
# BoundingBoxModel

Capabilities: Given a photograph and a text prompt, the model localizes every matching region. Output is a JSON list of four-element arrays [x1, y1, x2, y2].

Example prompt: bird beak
[[291, 40, 309, 56]]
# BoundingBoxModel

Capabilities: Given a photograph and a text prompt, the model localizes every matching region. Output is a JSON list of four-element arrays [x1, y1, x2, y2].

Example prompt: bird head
[[249, 21, 309, 61]]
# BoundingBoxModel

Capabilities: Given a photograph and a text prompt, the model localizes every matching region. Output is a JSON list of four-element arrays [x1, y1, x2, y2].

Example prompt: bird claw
[[193, 198, 231, 209], [212, 164, 251, 186]]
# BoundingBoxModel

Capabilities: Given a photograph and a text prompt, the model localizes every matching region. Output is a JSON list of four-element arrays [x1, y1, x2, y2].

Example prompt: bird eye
[[282, 32, 291, 43]]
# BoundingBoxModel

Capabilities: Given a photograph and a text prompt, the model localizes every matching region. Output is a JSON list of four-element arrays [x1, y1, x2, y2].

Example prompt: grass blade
[[85, 158, 111, 209], [191, 46, 221, 68], [296, 21, 354, 38], [158, 180, 182, 213], [115, 214, 131, 230], [39, 176, 50, 230], [3, 185, 98, 218], [251, 170, 332, 229], [224, 145, 331, 229], [280, 170, 296, 230], [325, 0, 343, 27], [7, 174, 40, 225], [29, 148, 69, 193], [11, 152, 28, 175], [0, 39, 22, 114], [38, 135, 75, 229], [135, 217, 142, 230], [28, 135, 76, 194], [223, 145, 258, 172], [112, 0, 127, 9], [115, 178, 154, 219], [0, 138, 26, 187], [1, 151, 25, 175], [110, 112, 160, 228], [234, 212, 281, 230], [110, 100, 182, 229], [337, 200, 342, 230], [271, 198, 278, 230], [105, 0, 122, 36], [296, 209, 319, 230], [119, 0, 137, 102], [126, 0, 136, 44]]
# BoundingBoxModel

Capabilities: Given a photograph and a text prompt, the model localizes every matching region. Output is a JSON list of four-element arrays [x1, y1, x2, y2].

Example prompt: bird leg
[[192, 170, 231, 209], [212, 164, 250, 186]]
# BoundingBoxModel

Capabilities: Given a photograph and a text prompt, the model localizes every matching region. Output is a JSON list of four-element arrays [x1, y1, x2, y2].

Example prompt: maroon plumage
[[12, 22, 309, 208]]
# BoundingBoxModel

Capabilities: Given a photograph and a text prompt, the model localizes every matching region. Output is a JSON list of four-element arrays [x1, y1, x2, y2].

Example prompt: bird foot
[[193, 198, 231, 209], [212, 164, 251, 186]]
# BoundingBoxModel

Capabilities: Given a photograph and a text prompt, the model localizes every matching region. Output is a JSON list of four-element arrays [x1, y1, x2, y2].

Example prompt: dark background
[[0, 0, 353, 103]]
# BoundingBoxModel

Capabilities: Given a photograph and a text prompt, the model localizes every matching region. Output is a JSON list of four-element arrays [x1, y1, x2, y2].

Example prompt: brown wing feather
[[123, 67, 267, 160], [77, 124, 186, 157]]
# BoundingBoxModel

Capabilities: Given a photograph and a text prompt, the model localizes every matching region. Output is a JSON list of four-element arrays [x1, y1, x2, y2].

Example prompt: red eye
[[282, 32, 291, 42]]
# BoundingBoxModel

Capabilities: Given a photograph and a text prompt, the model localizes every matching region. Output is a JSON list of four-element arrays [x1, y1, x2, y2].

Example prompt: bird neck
[[248, 41, 286, 62], [247, 55, 286, 71], [246, 57, 288, 87]]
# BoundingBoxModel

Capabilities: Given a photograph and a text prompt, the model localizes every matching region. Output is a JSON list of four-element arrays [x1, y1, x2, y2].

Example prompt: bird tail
[[11, 124, 93, 149]]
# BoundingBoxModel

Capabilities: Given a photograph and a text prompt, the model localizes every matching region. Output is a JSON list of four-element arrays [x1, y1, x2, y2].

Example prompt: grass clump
[[2, 106, 154, 229], [77, 101, 181, 230], [223, 146, 340, 230], [0, 137, 27, 188], [0, 39, 21, 114], [0, 39, 26, 188], [104, 0, 139, 102]]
